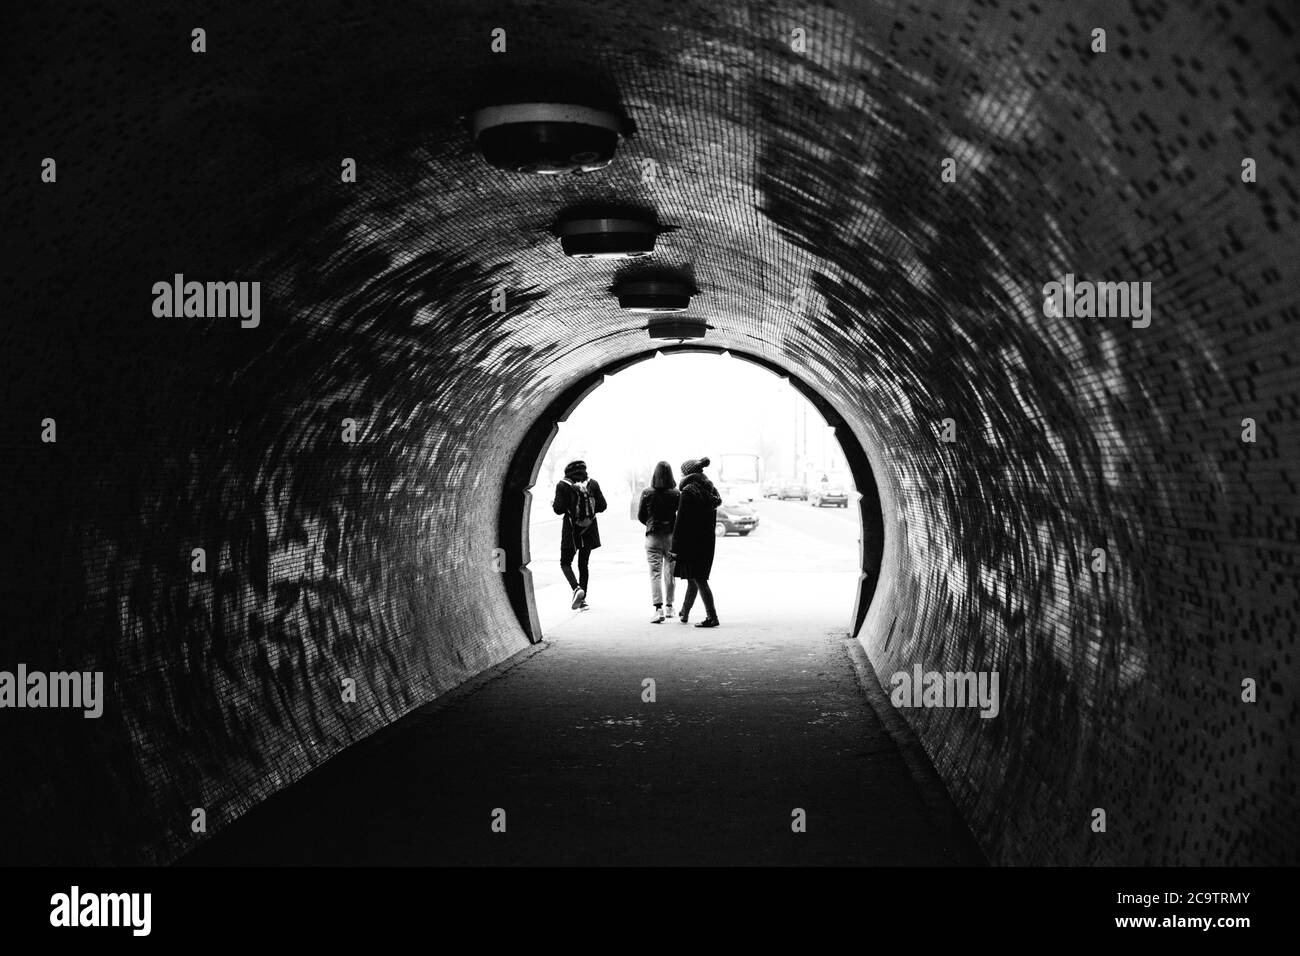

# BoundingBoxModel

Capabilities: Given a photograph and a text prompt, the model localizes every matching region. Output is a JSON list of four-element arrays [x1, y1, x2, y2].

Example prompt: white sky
[[538, 353, 845, 496]]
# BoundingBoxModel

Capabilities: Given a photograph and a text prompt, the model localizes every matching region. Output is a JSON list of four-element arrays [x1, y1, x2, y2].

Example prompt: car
[[762, 480, 782, 498], [715, 501, 759, 536], [777, 480, 808, 500], [810, 483, 849, 508]]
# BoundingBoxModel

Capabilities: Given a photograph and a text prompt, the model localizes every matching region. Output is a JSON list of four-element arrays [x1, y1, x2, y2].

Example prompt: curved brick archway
[[497, 345, 886, 644]]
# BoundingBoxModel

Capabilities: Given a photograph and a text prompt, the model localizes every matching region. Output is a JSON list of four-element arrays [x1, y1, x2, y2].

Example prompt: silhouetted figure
[[671, 457, 722, 628], [637, 461, 680, 623], [553, 459, 607, 609]]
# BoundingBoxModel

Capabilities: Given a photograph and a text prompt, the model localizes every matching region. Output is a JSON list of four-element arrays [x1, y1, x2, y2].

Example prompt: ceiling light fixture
[[470, 102, 622, 175], [555, 215, 658, 259], [646, 317, 710, 340], [613, 279, 693, 313]]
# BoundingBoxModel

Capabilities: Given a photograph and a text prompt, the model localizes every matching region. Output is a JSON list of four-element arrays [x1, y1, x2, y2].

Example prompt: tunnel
[[3, 0, 1297, 870], [500, 344, 886, 645]]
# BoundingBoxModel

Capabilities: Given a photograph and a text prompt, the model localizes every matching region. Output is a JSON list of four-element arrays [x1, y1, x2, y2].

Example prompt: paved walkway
[[185, 560, 983, 866]]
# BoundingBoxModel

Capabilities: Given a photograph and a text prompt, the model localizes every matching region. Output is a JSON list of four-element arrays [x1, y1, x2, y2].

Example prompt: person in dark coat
[[637, 461, 680, 623], [670, 456, 722, 627], [552, 459, 607, 609]]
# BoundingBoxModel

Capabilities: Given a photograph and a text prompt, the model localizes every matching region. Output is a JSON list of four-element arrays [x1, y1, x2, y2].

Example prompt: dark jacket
[[553, 478, 607, 551], [671, 472, 722, 580], [637, 487, 680, 535]]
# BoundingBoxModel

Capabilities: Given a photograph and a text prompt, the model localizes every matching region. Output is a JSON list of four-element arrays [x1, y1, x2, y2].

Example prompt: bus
[[716, 453, 762, 503]]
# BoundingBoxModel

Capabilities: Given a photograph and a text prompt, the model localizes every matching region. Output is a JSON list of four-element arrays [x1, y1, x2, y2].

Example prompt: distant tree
[[541, 431, 584, 489], [624, 457, 655, 496], [757, 430, 785, 479]]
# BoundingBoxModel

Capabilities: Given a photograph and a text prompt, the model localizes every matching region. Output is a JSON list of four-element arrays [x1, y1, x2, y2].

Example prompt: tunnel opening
[[499, 345, 885, 643]]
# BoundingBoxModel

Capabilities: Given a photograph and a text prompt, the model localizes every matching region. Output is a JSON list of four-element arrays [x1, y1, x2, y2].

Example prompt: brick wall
[[2, 0, 1295, 864]]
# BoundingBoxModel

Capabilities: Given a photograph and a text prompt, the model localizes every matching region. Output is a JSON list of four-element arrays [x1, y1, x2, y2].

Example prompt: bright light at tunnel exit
[[528, 352, 865, 638], [536, 352, 856, 498]]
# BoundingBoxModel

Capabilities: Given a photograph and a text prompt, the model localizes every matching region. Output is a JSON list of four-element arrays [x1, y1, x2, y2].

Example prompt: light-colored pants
[[645, 532, 675, 607]]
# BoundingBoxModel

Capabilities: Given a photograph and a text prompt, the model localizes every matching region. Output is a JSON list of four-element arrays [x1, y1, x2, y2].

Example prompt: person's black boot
[[695, 616, 719, 628]]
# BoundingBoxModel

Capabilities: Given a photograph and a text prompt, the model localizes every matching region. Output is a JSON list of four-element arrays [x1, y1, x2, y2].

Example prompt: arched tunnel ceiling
[[18, 0, 1298, 454], [4, 0, 1297, 866]]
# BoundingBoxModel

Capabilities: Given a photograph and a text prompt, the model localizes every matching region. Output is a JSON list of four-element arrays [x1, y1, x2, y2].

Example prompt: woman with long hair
[[637, 461, 680, 623], [670, 457, 722, 628]]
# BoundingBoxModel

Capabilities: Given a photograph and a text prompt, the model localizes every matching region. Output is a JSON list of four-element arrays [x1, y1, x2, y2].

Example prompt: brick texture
[[1, 0, 1295, 864]]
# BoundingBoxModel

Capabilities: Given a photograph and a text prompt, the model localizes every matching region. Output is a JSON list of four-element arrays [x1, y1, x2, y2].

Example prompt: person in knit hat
[[552, 459, 607, 609], [669, 456, 722, 627]]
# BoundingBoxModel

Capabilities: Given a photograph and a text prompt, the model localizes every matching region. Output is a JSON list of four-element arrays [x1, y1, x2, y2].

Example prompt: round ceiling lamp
[[470, 102, 621, 175], [613, 279, 693, 313]]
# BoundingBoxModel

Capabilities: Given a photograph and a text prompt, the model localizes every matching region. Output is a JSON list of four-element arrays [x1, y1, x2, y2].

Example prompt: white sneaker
[[570, 587, 586, 610], [665, 605, 674, 617], [651, 607, 665, 623]]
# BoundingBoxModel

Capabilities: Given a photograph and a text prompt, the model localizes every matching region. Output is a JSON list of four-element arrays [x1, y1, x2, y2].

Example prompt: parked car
[[810, 480, 849, 508], [777, 480, 808, 500], [762, 479, 782, 498], [715, 501, 759, 536]]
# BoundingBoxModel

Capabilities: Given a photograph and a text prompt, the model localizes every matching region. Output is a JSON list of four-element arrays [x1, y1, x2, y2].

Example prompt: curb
[[842, 636, 989, 866]]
